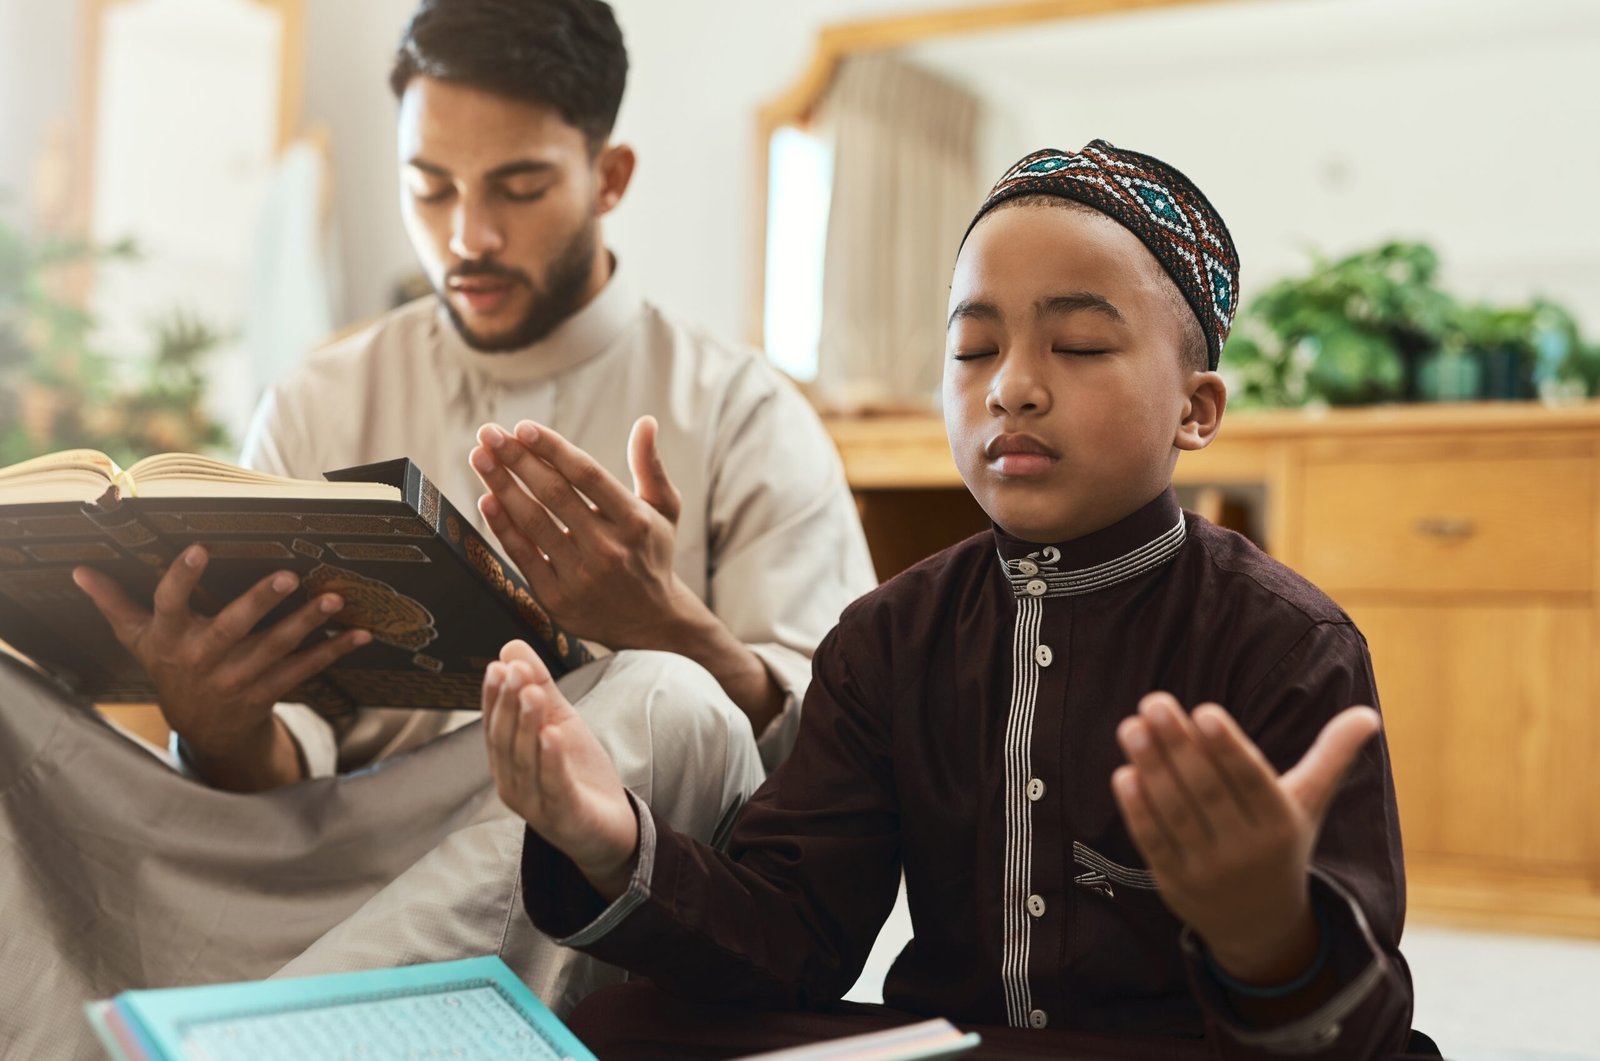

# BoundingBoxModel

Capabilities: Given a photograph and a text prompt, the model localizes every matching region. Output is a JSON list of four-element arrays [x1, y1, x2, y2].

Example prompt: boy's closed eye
[[1048, 326, 1120, 357]]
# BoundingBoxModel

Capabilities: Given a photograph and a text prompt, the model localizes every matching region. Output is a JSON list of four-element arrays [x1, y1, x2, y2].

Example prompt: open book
[[0, 449, 402, 503], [86, 956, 595, 1061], [0, 450, 590, 712], [85, 957, 980, 1061]]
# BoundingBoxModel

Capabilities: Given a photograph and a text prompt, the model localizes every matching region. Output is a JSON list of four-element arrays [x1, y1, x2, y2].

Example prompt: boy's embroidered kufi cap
[[964, 141, 1240, 369]]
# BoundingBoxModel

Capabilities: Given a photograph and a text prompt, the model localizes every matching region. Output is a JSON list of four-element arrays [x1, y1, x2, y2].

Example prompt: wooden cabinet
[[825, 403, 1600, 938]]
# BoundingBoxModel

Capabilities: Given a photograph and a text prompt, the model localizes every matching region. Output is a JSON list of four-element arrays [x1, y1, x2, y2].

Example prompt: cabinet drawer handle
[[1413, 517, 1476, 539]]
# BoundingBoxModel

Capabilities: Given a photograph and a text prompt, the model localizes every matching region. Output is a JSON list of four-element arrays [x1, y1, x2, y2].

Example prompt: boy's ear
[[1174, 371, 1226, 452]]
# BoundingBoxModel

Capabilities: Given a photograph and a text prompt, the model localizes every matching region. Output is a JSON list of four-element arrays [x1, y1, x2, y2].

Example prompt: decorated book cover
[[0, 455, 589, 713]]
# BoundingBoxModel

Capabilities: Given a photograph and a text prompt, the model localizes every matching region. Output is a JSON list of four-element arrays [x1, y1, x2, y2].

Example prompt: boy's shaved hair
[[993, 195, 1209, 375]]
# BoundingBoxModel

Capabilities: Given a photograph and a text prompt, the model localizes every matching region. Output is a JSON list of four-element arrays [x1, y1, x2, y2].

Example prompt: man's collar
[[437, 253, 644, 388], [993, 488, 1186, 600]]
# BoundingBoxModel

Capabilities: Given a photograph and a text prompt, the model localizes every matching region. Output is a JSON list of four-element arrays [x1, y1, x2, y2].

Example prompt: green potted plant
[[0, 213, 229, 466], [1432, 298, 1600, 402], [1223, 242, 1455, 407]]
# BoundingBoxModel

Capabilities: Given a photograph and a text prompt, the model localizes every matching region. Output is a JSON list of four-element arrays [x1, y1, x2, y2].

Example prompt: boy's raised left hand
[[483, 639, 640, 900], [1111, 693, 1380, 986]]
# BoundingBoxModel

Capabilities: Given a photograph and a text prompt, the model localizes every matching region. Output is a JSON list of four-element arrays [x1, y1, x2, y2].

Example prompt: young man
[[481, 143, 1415, 1058], [10, 0, 873, 1050], [77, 0, 872, 793]]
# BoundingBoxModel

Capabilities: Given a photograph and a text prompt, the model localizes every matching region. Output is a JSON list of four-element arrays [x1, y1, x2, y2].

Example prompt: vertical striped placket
[[995, 515, 1186, 1029], [999, 590, 1044, 1027]]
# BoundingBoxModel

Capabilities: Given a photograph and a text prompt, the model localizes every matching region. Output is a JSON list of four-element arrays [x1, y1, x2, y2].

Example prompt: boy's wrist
[[576, 799, 643, 902], [1201, 898, 1319, 987]]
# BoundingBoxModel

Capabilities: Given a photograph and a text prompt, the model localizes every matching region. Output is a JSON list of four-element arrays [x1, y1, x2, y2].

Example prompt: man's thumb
[[628, 415, 680, 522]]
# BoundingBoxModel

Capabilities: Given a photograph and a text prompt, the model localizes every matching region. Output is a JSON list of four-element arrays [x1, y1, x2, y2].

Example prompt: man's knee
[[568, 650, 763, 836], [575, 650, 754, 758]]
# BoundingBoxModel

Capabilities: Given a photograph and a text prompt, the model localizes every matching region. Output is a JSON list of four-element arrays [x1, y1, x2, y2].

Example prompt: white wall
[[936, 0, 1600, 331], [7, 0, 1596, 344], [0, 0, 943, 335]]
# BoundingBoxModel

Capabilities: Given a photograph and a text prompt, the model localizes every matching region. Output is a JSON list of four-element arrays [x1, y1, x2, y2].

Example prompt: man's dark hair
[[390, 0, 628, 149]]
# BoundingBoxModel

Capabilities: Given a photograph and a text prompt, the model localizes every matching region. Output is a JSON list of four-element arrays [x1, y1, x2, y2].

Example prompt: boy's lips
[[984, 432, 1059, 477]]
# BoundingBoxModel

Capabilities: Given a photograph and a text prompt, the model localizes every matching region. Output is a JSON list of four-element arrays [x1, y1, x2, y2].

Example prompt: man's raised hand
[[469, 416, 701, 653], [1111, 693, 1380, 985], [483, 639, 639, 900], [74, 546, 371, 791]]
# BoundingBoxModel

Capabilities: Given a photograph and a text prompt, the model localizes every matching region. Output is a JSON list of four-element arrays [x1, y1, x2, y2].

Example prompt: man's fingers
[[477, 493, 574, 600], [231, 591, 347, 678], [1282, 706, 1382, 824], [256, 627, 371, 705], [149, 546, 209, 641], [627, 416, 681, 524], [72, 566, 150, 647], [510, 420, 640, 523], [472, 443, 581, 561], [476, 423, 604, 536], [206, 570, 307, 658]]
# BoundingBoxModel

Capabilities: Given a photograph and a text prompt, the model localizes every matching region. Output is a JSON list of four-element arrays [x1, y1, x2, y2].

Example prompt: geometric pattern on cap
[[968, 141, 1241, 369]]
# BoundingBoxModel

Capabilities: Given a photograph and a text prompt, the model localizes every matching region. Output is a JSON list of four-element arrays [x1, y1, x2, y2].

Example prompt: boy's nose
[[987, 364, 1050, 416]]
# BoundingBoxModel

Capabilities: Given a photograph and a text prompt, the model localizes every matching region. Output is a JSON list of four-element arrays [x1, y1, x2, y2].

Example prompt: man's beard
[[439, 216, 599, 353]]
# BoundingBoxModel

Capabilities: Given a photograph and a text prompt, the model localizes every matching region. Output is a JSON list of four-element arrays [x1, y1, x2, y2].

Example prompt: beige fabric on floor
[[0, 649, 762, 1060]]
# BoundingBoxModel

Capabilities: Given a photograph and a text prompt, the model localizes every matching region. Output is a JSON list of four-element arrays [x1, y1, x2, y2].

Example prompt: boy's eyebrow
[[947, 299, 1002, 330], [947, 293, 1126, 330], [405, 158, 555, 181], [1036, 293, 1124, 323]]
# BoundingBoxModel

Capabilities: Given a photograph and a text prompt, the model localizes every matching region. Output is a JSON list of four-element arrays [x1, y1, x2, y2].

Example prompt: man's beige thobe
[[0, 260, 875, 1058]]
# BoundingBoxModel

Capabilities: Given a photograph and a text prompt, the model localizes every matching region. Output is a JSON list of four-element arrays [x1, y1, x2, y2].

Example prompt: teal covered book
[[84, 956, 595, 1060]]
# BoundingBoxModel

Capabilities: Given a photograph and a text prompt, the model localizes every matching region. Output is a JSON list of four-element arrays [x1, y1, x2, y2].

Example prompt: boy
[[479, 142, 1414, 1058]]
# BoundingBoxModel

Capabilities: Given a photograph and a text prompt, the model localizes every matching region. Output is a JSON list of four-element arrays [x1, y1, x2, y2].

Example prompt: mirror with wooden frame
[[74, 0, 305, 415], [755, 0, 1600, 409], [71, 0, 305, 750]]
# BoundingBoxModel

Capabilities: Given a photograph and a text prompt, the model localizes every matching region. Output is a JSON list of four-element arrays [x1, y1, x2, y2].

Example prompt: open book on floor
[[85, 956, 595, 1061], [737, 1018, 980, 1060], [84, 956, 980, 1061], [0, 450, 590, 713]]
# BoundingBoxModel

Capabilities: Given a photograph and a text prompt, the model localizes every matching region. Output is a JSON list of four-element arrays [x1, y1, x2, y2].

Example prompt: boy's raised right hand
[[484, 640, 640, 901]]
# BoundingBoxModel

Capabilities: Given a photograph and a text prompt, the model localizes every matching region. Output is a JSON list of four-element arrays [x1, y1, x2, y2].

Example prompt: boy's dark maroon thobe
[[524, 489, 1414, 1059]]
